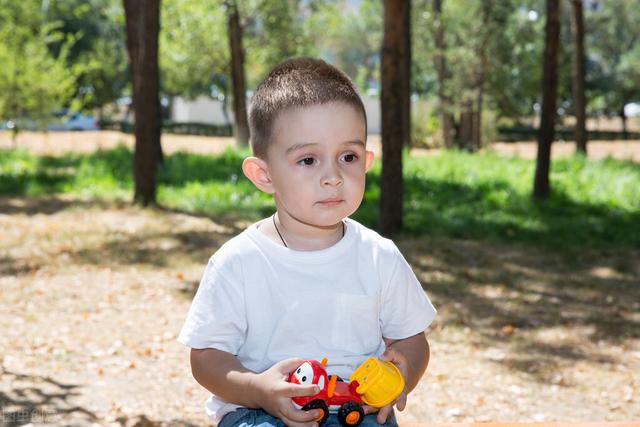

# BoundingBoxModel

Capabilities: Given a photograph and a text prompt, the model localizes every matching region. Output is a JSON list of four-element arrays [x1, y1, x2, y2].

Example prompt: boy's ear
[[242, 157, 275, 194], [364, 150, 375, 172]]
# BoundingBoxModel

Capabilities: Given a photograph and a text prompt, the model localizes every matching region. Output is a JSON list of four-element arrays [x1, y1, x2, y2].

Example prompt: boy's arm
[[190, 348, 322, 427], [364, 332, 430, 423], [383, 332, 430, 393]]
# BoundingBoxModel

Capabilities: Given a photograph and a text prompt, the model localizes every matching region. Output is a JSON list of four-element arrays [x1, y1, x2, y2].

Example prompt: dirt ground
[[1, 133, 639, 426], [2, 129, 640, 163]]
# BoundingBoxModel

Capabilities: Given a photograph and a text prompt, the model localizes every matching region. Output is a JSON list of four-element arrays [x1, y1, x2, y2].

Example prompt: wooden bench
[[402, 423, 640, 427]]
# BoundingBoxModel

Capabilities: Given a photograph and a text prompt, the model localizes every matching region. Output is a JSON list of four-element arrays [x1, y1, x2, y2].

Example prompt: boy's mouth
[[317, 198, 344, 207]]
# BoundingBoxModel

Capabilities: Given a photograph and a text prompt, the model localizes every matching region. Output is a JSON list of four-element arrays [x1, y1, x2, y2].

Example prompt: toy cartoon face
[[290, 361, 326, 392], [293, 362, 315, 385]]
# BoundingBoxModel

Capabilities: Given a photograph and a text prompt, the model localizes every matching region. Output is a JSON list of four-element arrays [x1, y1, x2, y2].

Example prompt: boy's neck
[[261, 211, 345, 251]]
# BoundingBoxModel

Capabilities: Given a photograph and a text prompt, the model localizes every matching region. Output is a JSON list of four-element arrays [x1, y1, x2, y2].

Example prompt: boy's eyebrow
[[285, 140, 365, 154]]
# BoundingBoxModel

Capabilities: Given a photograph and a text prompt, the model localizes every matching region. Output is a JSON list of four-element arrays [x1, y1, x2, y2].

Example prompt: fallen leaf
[[502, 325, 515, 334]]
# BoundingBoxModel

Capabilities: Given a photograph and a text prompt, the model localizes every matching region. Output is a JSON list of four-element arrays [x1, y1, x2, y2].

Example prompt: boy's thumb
[[278, 357, 305, 373]]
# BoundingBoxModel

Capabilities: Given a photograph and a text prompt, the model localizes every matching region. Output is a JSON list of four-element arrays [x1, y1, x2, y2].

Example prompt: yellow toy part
[[349, 357, 405, 408]]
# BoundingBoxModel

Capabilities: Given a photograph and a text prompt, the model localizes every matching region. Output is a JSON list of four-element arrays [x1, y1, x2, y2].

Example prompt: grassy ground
[[1, 145, 639, 249], [1, 141, 639, 425]]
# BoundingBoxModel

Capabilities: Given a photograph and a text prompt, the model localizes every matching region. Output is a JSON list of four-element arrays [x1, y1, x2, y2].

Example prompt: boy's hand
[[252, 358, 322, 427], [362, 348, 409, 424]]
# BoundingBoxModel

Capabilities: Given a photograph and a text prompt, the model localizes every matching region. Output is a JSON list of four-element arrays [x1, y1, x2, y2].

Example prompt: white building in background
[[171, 96, 383, 134], [625, 102, 640, 117]]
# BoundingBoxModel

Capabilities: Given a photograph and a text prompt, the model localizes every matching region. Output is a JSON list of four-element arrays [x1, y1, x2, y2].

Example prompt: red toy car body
[[289, 358, 365, 427]]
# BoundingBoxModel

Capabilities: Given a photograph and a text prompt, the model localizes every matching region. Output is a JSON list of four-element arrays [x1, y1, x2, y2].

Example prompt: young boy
[[178, 57, 436, 427]]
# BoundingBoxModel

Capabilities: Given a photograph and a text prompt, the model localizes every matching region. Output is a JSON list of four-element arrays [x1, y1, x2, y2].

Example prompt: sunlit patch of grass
[[1, 146, 638, 248]]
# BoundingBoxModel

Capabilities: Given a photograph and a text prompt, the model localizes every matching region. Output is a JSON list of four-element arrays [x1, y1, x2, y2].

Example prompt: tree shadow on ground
[[401, 236, 639, 383], [112, 414, 202, 426], [0, 369, 96, 426], [0, 196, 97, 216]]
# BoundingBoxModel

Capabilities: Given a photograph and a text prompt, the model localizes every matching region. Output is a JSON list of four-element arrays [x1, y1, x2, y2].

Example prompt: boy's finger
[[283, 420, 318, 427], [362, 405, 378, 415], [381, 348, 405, 364], [277, 358, 305, 373], [376, 405, 392, 424], [396, 393, 407, 411], [283, 383, 320, 397], [281, 404, 322, 424]]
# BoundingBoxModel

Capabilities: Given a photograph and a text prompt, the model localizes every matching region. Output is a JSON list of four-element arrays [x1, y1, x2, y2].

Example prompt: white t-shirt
[[178, 217, 436, 422]]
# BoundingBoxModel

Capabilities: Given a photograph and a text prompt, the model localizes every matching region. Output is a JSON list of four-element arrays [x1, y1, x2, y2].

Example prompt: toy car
[[288, 357, 404, 427]]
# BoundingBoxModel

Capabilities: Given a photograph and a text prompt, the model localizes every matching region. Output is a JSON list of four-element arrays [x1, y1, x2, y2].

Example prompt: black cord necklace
[[272, 214, 344, 248]]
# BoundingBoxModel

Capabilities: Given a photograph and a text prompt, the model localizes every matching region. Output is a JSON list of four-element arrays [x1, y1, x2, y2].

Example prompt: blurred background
[[0, 0, 638, 426]]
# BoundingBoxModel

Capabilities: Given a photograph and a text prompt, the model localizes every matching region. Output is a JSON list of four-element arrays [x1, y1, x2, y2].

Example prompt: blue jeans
[[218, 408, 398, 427]]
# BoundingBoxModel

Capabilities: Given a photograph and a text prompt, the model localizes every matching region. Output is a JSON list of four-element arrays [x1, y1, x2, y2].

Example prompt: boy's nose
[[322, 163, 343, 186], [322, 176, 343, 186]]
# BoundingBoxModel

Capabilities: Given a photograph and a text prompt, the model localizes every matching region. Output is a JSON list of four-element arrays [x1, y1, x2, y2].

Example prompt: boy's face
[[261, 101, 373, 228]]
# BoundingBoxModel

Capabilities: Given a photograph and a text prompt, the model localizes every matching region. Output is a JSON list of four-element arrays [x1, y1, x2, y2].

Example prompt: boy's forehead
[[270, 102, 366, 148], [284, 139, 365, 155]]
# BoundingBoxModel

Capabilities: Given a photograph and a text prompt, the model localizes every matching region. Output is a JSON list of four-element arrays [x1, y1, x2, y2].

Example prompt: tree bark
[[570, 0, 587, 154], [403, 0, 412, 148], [380, 0, 410, 236], [459, 103, 474, 150], [123, 0, 162, 206], [472, 0, 490, 151], [533, 0, 560, 200], [227, 0, 249, 147], [432, 0, 454, 148], [620, 106, 628, 139]]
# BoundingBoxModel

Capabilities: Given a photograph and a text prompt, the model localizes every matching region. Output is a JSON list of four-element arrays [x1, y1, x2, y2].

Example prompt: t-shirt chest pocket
[[328, 293, 381, 354]]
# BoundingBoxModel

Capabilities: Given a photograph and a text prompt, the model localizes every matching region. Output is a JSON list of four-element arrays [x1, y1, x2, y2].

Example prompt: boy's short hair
[[248, 57, 367, 159]]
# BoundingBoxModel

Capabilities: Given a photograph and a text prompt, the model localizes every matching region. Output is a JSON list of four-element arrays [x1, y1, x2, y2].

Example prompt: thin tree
[[403, 0, 412, 148], [472, 0, 491, 151], [533, 0, 561, 199], [380, 0, 410, 235], [123, 0, 162, 206], [570, 0, 587, 154], [226, 0, 249, 147], [432, 0, 454, 148]]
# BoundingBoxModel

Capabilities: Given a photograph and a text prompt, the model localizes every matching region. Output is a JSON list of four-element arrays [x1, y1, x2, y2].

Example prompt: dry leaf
[[502, 324, 515, 334]]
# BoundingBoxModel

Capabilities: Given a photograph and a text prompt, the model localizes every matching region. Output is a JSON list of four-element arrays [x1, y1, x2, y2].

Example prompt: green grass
[[1, 145, 638, 249]]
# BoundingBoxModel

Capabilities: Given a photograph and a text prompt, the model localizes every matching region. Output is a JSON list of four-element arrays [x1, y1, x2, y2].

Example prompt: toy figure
[[288, 357, 404, 427]]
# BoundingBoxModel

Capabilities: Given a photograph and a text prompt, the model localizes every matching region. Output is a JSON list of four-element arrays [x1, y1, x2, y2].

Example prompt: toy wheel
[[302, 399, 329, 424], [338, 401, 364, 427]]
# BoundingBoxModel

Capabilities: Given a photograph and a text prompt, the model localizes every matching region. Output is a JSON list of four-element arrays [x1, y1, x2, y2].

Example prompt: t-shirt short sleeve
[[177, 257, 246, 354], [379, 248, 437, 340]]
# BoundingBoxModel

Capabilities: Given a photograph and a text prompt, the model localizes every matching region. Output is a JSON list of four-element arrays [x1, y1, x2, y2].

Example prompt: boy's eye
[[298, 157, 315, 166], [342, 153, 357, 162]]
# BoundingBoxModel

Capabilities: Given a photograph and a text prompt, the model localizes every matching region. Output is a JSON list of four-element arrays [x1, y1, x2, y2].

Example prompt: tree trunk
[[459, 103, 474, 150], [533, 0, 560, 200], [432, 0, 454, 148], [403, 0, 412, 148], [227, 0, 249, 147], [570, 0, 587, 155], [380, 0, 410, 236], [472, 89, 483, 151], [123, 0, 162, 206], [472, 0, 490, 151], [620, 107, 628, 139]]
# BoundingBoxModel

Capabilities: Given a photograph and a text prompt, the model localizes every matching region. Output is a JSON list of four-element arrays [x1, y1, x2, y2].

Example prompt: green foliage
[[1, 147, 638, 249], [49, 0, 129, 112], [305, 0, 381, 92], [0, 0, 76, 127], [160, 0, 229, 98], [411, 100, 441, 148], [414, 0, 546, 121], [586, 0, 640, 115]]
